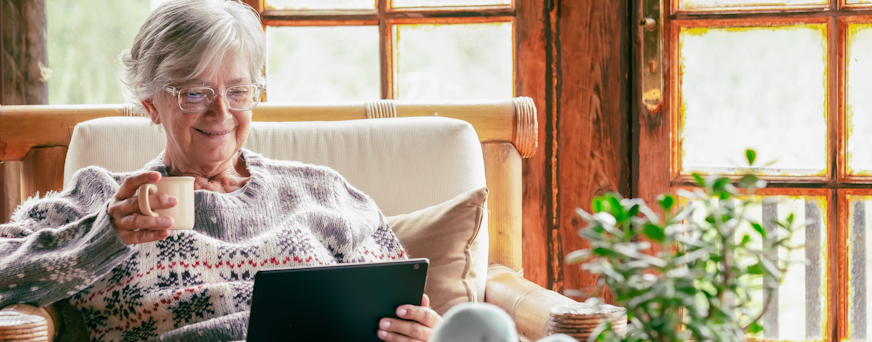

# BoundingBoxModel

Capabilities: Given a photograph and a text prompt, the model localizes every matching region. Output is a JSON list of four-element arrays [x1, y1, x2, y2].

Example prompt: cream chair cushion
[[63, 116, 489, 302]]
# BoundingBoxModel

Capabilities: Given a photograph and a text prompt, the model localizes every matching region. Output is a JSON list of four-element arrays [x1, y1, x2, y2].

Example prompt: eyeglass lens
[[179, 85, 259, 112]]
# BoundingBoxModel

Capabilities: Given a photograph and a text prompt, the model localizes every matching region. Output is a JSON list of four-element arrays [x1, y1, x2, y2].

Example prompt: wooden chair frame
[[0, 97, 576, 341]]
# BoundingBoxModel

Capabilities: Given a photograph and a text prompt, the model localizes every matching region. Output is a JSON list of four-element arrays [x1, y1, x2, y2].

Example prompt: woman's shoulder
[[242, 149, 345, 181]]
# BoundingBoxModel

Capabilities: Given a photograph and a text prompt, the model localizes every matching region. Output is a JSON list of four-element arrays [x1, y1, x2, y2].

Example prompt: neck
[[162, 149, 251, 193]]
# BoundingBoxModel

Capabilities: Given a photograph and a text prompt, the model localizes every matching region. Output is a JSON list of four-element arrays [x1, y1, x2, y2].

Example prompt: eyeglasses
[[165, 84, 263, 113]]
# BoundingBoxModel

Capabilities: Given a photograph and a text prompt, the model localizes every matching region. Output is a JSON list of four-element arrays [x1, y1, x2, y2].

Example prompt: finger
[[397, 305, 441, 328], [422, 294, 430, 308], [117, 229, 171, 245], [148, 194, 178, 210], [112, 194, 177, 218], [115, 172, 161, 201], [380, 318, 432, 342], [118, 214, 174, 232], [377, 327, 422, 342]]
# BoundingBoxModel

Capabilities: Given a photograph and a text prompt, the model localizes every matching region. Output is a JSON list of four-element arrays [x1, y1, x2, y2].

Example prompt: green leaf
[[627, 204, 640, 218], [565, 249, 592, 264], [712, 177, 730, 192], [592, 247, 618, 258], [747, 263, 764, 275], [752, 223, 767, 238], [657, 194, 676, 211], [692, 173, 705, 187], [592, 197, 605, 213], [741, 235, 751, 246], [739, 174, 759, 188], [748, 321, 763, 333], [746, 149, 757, 166], [643, 223, 666, 242], [606, 194, 623, 220]]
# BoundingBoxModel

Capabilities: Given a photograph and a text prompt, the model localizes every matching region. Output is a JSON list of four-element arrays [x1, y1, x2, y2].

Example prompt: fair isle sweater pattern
[[0, 149, 407, 342]]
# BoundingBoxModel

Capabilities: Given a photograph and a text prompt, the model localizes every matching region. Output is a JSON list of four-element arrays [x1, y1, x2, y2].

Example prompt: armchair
[[0, 98, 577, 341]]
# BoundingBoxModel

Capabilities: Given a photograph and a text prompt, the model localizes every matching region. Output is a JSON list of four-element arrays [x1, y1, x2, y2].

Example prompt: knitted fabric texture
[[0, 149, 407, 342]]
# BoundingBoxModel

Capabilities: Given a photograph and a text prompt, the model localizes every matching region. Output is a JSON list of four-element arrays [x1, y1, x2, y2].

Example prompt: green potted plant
[[568, 150, 804, 342]]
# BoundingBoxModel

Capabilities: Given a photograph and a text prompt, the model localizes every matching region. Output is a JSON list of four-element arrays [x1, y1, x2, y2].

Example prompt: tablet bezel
[[246, 258, 429, 341]]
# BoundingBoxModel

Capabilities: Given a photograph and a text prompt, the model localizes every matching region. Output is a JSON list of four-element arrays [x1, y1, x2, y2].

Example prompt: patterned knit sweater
[[0, 148, 407, 342]]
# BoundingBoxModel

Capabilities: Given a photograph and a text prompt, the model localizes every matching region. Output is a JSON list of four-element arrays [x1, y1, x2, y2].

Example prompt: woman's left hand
[[378, 294, 442, 342]]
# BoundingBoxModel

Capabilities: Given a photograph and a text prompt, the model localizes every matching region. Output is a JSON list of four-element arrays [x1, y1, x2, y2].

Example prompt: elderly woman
[[0, 0, 441, 341]]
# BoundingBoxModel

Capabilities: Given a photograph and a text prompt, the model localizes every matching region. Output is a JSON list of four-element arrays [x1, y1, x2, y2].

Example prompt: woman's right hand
[[108, 171, 176, 245]]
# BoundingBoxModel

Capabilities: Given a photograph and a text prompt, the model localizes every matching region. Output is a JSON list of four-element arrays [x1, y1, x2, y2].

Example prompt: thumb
[[422, 294, 430, 307]]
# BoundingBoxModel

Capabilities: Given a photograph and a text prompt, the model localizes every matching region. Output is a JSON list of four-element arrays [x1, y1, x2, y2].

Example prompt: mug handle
[[138, 184, 159, 217]]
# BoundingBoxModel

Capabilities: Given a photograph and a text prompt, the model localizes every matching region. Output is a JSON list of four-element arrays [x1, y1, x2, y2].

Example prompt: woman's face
[[144, 56, 253, 168]]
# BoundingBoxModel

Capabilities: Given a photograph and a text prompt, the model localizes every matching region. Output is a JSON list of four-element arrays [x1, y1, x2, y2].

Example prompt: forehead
[[185, 54, 252, 87]]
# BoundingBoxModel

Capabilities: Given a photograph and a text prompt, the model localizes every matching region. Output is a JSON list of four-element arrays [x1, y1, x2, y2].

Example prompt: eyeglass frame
[[164, 84, 264, 113]]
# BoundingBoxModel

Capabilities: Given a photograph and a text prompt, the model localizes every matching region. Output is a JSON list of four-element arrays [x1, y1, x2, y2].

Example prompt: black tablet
[[246, 258, 429, 342]]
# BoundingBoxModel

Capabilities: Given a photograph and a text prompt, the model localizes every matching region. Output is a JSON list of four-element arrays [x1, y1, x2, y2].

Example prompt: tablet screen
[[247, 258, 429, 341]]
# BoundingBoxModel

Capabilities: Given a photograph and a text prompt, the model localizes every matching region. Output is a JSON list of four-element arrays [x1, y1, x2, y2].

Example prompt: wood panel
[[514, 0, 554, 288], [1, 0, 47, 223], [1, 0, 46, 105], [517, 0, 551, 288], [0, 163, 20, 223], [556, 0, 630, 300], [635, 0, 670, 245], [19, 146, 66, 202]]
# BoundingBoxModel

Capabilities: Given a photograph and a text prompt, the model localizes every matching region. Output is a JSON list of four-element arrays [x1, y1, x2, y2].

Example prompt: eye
[[183, 91, 208, 102], [229, 88, 250, 97]]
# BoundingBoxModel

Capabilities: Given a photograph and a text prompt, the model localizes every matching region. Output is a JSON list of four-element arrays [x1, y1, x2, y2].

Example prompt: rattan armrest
[[0, 303, 58, 341], [485, 264, 578, 341]]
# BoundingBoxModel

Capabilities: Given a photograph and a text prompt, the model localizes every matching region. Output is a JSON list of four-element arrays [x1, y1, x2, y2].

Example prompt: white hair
[[121, 0, 265, 103]]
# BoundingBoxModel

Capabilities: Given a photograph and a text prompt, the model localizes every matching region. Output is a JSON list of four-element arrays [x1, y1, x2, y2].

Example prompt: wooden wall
[[517, 0, 552, 290], [1, 0, 48, 222], [519, 0, 632, 297]]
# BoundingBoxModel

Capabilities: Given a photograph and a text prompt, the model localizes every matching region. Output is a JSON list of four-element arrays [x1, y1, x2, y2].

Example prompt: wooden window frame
[[241, 0, 517, 100], [636, 0, 872, 340]]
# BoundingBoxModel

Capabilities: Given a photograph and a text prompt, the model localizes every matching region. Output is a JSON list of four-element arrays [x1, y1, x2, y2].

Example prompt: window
[[641, 0, 872, 340], [46, 0, 150, 104], [247, 0, 515, 101]]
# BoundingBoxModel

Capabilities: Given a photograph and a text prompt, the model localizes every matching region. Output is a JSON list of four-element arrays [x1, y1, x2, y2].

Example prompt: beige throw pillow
[[386, 187, 488, 316]]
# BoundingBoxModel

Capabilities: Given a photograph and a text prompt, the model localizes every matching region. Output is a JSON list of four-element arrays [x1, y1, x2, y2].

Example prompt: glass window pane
[[679, 25, 827, 176], [47, 0, 150, 104], [848, 195, 872, 340], [847, 24, 872, 175], [847, 0, 872, 4], [395, 22, 512, 101], [392, 0, 510, 7], [266, 26, 379, 101], [679, 0, 825, 9], [265, 0, 375, 10], [687, 194, 827, 341]]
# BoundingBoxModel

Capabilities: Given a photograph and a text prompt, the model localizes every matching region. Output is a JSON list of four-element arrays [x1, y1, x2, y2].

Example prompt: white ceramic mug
[[138, 176, 195, 230]]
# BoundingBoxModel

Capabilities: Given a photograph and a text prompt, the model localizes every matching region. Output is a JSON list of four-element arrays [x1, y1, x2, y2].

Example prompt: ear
[[141, 99, 161, 125]]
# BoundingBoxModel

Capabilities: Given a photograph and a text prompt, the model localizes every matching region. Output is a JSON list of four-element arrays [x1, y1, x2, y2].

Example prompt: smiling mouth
[[195, 128, 234, 136]]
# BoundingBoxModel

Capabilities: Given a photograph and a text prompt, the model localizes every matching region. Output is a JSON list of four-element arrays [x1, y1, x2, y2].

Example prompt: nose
[[205, 91, 233, 121]]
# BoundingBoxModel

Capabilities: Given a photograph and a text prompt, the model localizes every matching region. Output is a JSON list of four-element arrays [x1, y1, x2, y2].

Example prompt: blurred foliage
[[569, 150, 805, 342], [266, 26, 380, 102], [46, 0, 150, 104], [265, 0, 375, 10], [395, 23, 512, 101]]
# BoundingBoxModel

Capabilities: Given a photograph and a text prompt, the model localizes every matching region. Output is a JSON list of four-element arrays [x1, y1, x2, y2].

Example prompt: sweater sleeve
[[0, 167, 137, 307], [326, 171, 407, 263]]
